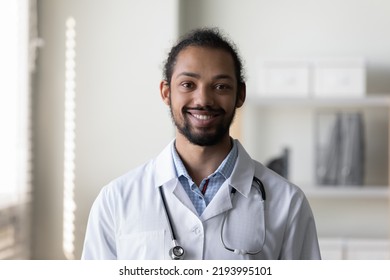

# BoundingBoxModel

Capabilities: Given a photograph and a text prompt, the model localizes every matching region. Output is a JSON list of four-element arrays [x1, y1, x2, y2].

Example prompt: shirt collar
[[171, 140, 238, 182]]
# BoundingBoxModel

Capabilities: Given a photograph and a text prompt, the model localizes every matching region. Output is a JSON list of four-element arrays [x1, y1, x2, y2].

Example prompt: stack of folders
[[316, 112, 365, 186]]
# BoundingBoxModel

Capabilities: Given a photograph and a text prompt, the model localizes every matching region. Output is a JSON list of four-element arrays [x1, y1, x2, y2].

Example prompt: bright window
[[0, 0, 30, 206]]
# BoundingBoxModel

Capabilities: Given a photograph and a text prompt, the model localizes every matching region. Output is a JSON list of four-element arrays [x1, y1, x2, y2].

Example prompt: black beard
[[170, 106, 236, 147]]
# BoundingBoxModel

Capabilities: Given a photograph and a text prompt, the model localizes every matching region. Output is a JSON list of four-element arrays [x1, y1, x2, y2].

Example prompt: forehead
[[173, 46, 236, 78]]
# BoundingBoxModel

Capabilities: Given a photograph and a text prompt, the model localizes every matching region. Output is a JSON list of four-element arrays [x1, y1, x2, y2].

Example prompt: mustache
[[183, 106, 225, 114]]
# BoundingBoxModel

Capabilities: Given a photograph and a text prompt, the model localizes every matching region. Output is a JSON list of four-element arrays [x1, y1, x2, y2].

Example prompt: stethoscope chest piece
[[169, 244, 185, 260]]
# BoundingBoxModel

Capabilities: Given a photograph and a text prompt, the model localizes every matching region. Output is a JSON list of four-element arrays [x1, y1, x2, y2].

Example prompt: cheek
[[169, 99, 184, 119], [219, 97, 238, 112], [169, 93, 188, 111]]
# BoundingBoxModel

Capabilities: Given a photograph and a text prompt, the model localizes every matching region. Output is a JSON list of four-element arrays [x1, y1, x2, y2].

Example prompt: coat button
[[192, 226, 201, 235]]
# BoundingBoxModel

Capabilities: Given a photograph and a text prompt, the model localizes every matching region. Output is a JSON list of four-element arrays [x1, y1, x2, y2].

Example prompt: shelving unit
[[244, 93, 390, 190], [241, 93, 390, 246]]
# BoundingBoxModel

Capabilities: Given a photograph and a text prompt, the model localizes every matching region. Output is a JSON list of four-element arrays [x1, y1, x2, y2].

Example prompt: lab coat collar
[[153, 140, 178, 189], [200, 140, 256, 221], [227, 140, 256, 198], [153, 140, 199, 216], [153, 139, 256, 221], [154, 139, 256, 194]]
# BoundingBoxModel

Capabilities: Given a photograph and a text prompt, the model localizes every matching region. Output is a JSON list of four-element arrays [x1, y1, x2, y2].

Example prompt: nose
[[193, 85, 215, 108]]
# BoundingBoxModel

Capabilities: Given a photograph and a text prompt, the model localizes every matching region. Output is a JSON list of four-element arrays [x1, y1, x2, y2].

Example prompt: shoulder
[[97, 140, 176, 203], [89, 158, 157, 220], [234, 140, 308, 202], [253, 159, 308, 204], [102, 159, 155, 198]]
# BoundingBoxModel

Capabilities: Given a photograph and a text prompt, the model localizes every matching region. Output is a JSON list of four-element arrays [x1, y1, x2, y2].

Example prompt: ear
[[160, 80, 171, 106], [236, 83, 246, 108]]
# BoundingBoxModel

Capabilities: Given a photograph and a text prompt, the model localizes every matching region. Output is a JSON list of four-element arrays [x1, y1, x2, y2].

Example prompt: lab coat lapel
[[153, 140, 198, 215], [200, 181, 232, 221], [154, 140, 177, 188], [201, 140, 256, 221], [229, 141, 256, 197]]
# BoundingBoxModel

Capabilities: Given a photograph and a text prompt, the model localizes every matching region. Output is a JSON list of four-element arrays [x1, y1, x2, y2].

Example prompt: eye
[[180, 81, 195, 90], [215, 83, 232, 91]]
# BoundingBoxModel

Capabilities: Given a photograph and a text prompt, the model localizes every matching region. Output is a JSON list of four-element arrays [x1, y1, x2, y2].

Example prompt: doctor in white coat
[[82, 28, 321, 260]]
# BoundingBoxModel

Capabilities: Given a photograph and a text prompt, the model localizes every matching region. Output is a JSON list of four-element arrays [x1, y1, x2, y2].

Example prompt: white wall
[[33, 0, 177, 259]]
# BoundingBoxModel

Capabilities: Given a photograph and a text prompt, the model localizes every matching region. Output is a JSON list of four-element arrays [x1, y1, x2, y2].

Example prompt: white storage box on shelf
[[257, 58, 311, 98], [313, 58, 366, 98]]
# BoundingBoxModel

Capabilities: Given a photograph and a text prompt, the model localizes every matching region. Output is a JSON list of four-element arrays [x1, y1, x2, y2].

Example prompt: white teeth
[[193, 114, 213, 120]]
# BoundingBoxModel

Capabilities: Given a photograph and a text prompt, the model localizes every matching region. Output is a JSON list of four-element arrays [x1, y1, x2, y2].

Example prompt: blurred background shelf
[[303, 185, 390, 199], [247, 94, 390, 107]]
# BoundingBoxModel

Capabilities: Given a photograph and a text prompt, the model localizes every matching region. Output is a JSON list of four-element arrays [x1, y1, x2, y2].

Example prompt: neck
[[175, 133, 232, 186]]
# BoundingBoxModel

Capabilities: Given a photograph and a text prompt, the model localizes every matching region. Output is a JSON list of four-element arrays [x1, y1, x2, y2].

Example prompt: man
[[82, 28, 321, 260]]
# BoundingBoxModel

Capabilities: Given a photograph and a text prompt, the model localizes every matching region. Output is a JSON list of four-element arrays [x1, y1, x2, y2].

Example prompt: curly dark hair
[[163, 27, 245, 89]]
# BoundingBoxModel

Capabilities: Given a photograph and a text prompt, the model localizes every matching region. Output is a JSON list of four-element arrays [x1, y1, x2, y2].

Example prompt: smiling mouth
[[185, 107, 224, 120], [192, 114, 214, 120], [186, 108, 224, 124]]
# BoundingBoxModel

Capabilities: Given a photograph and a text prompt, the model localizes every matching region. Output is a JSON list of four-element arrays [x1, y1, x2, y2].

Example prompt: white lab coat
[[82, 140, 321, 260]]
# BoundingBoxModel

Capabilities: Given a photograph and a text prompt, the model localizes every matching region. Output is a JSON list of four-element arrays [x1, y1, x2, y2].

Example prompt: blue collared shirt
[[171, 141, 238, 215]]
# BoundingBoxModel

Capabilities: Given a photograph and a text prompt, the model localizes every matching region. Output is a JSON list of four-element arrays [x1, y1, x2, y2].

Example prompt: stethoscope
[[158, 176, 266, 260]]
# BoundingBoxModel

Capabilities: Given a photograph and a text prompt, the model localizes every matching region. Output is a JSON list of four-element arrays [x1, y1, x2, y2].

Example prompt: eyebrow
[[177, 72, 200, 79], [176, 72, 234, 81]]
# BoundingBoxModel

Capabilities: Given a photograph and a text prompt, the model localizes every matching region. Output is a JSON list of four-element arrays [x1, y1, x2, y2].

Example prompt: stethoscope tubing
[[159, 186, 185, 260], [220, 177, 266, 255], [159, 176, 266, 259]]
